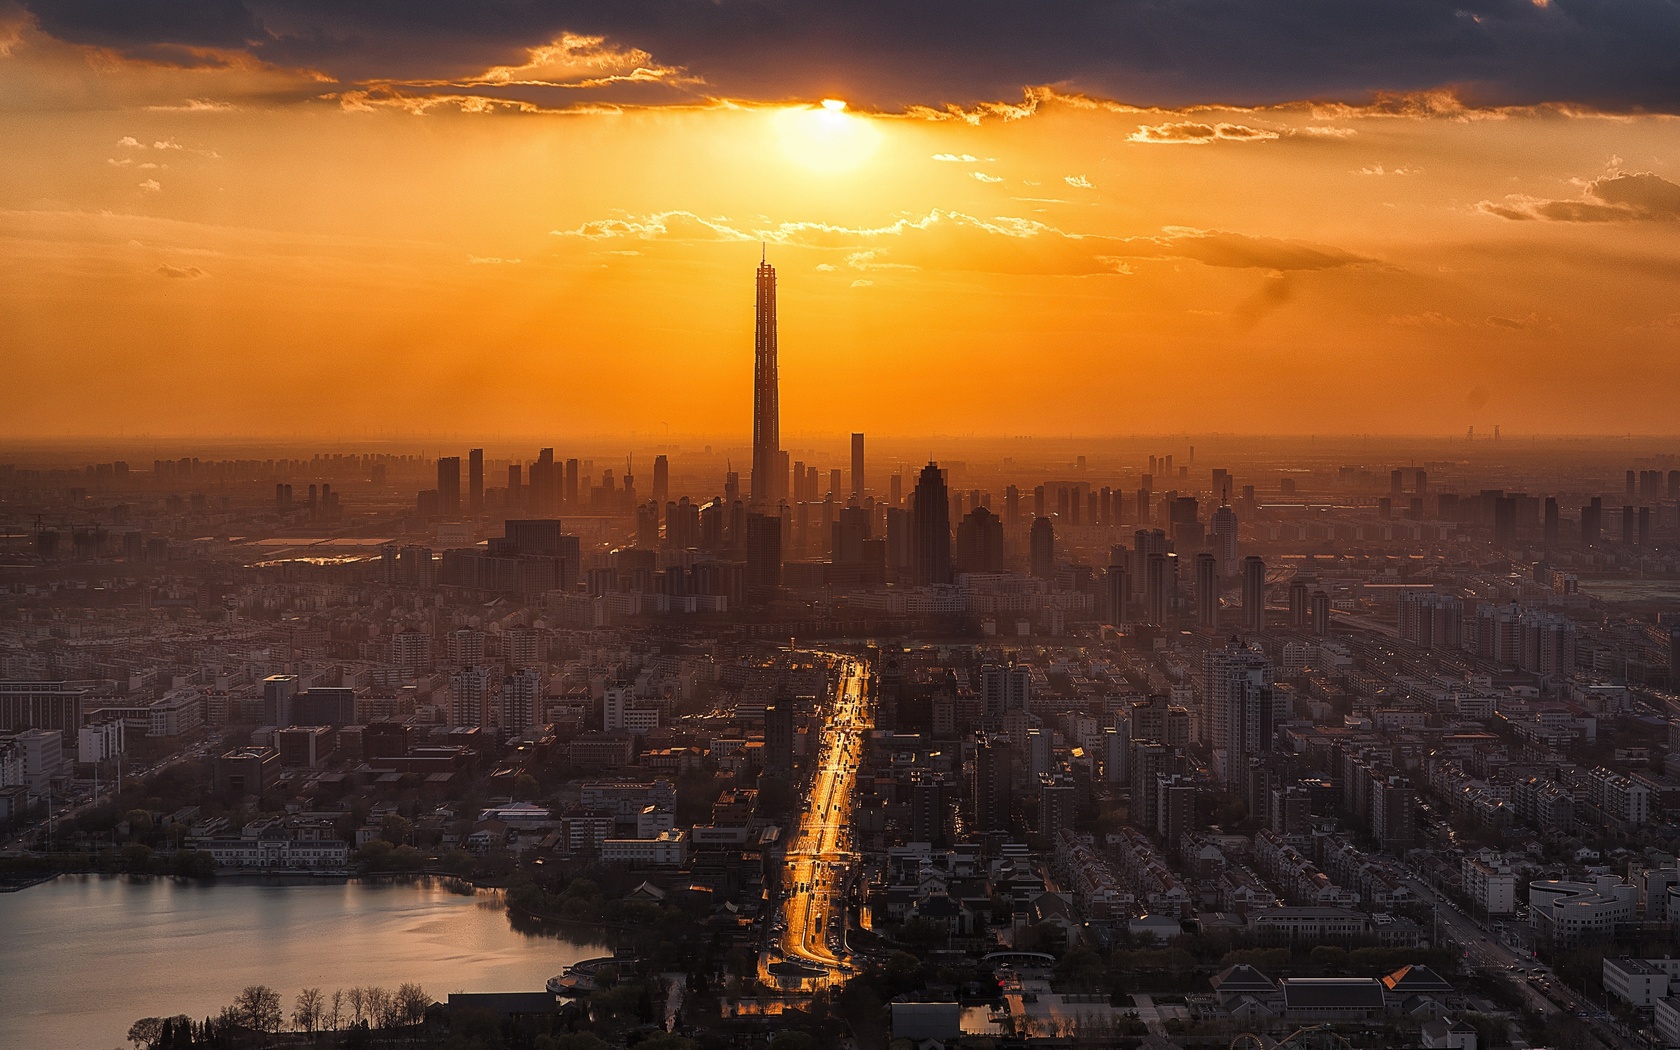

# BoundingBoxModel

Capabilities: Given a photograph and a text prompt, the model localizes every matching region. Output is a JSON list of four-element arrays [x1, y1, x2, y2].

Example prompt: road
[[1403, 873, 1640, 1050], [766, 652, 870, 991]]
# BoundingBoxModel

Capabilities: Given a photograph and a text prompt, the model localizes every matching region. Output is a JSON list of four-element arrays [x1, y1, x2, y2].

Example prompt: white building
[[78, 719, 126, 764], [1531, 876, 1638, 945], [148, 691, 204, 737], [1604, 958, 1680, 1008], [599, 828, 688, 866], [1461, 852, 1517, 915]]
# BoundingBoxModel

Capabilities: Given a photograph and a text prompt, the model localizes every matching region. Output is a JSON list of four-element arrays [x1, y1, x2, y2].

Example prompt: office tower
[[437, 456, 462, 514], [1494, 496, 1517, 548], [505, 464, 522, 509], [1144, 551, 1169, 625], [911, 461, 952, 585], [1003, 484, 1020, 525], [1622, 505, 1636, 546], [564, 459, 579, 505], [1204, 641, 1274, 785], [890, 471, 903, 506], [1029, 516, 1055, 579], [829, 467, 843, 500], [262, 674, 299, 727], [652, 454, 669, 506], [1310, 590, 1331, 635], [1627, 469, 1638, 499], [1196, 551, 1219, 629], [1581, 496, 1602, 546], [851, 432, 865, 498], [954, 506, 1006, 573], [1241, 555, 1266, 633], [501, 669, 542, 734], [1639, 506, 1651, 548], [972, 733, 1013, 833], [765, 702, 794, 777], [468, 448, 484, 512], [1288, 579, 1310, 628], [1544, 497, 1560, 548], [1104, 563, 1131, 623], [744, 511, 782, 598], [1391, 469, 1404, 499], [534, 448, 556, 513], [751, 251, 781, 507], [1211, 504, 1239, 576], [981, 664, 1030, 719]]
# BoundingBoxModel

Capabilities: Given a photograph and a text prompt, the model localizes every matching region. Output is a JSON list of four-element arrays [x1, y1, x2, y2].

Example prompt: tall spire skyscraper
[[751, 248, 781, 508]]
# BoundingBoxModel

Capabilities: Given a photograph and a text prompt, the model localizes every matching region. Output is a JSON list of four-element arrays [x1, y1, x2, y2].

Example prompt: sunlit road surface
[[767, 653, 870, 990]]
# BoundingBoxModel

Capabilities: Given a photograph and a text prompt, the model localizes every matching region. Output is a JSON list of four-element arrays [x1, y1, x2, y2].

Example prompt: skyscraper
[[1241, 555, 1266, 633], [437, 456, 461, 515], [911, 461, 952, 585], [1029, 516, 1055, 579], [651, 454, 669, 507], [1210, 504, 1239, 576], [751, 251, 781, 507], [1195, 551, 1219, 629], [851, 432, 865, 499], [468, 448, 484, 513]]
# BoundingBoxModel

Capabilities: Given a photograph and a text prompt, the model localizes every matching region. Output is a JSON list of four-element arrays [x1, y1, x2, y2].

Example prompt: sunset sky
[[3, 2, 1679, 439]]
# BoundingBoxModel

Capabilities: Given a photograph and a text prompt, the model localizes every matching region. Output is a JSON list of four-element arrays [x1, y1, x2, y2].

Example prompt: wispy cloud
[[1130, 121, 1280, 144], [1064, 174, 1092, 188], [970, 171, 1004, 183], [155, 264, 207, 279]]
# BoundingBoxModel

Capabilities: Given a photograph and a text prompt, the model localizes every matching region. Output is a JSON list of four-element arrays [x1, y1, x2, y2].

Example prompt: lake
[[0, 875, 611, 1050]]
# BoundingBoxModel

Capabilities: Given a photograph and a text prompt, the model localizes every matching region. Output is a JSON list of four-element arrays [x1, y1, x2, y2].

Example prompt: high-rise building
[[1204, 641, 1275, 784], [1310, 590, 1331, 635], [744, 511, 782, 597], [981, 664, 1030, 720], [437, 456, 462, 515], [501, 669, 542, 734], [468, 448, 484, 513], [1195, 551, 1219, 629], [911, 461, 952, 585], [1288, 579, 1310, 628], [1038, 773, 1076, 843], [972, 733, 1012, 833], [851, 432, 865, 499], [1029, 516, 1055, 579], [751, 251, 781, 507], [449, 666, 492, 728], [765, 701, 794, 777], [1241, 555, 1266, 633], [1211, 504, 1239, 576], [652, 454, 669, 507], [262, 674, 299, 727], [954, 506, 1005, 574]]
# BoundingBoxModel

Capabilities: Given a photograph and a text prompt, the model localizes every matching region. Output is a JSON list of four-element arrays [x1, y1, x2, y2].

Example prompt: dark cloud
[[1483, 172, 1680, 222], [18, 0, 1680, 112]]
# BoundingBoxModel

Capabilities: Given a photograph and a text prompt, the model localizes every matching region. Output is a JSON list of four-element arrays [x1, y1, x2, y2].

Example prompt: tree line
[[127, 982, 430, 1049]]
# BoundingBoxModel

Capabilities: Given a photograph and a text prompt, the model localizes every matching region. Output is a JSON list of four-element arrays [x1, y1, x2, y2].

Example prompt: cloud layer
[[1483, 172, 1680, 222], [555, 208, 1370, 276], [19, 0, 1680, 112]]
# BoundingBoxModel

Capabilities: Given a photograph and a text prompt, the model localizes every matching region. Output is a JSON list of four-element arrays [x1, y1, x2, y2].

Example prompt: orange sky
[[3, 14, 1679, 439]]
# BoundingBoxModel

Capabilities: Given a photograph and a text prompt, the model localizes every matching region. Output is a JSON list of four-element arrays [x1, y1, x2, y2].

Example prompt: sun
[[774, 99, 882, 174]]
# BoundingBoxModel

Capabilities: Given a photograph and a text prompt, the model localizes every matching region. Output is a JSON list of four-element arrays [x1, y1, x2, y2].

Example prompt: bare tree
[[329, 988, 344, 1032], [396, 982, 430, 1026], [365, 985, 395, 1028], [347, 986, 367, 1025], [231, 985, 283, 1034], [292, 987, 325, 1035]]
